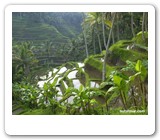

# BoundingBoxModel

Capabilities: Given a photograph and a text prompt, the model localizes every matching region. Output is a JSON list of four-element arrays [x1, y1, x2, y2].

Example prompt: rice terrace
[[12, 12, 148, 115]]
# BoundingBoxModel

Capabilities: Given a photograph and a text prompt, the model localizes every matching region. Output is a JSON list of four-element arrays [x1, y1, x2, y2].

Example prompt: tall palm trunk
[[102, 13, 107, 50], [112, 31, 115, 44], [92, 29, 96, 54], [142, 12, 145, 41], [97, 30, 102, 53], [102, 13, 116, 82], [116, 14, 120, 41], [96, 24, 102, 52], [82, 13, 89, 58], [131, 12, 135, 37], [24, 64, 30, 76], [83, 29, 89, 58]]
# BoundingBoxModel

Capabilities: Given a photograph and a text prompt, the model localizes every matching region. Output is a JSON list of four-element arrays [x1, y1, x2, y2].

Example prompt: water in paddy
[[37, 63, 99, 103]]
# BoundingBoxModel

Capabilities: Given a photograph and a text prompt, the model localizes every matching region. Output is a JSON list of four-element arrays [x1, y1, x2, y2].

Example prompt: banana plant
[[124, 60, 147, 109], [40, 76, 60, 111], [58, 83, 103, 114], [60, 84, 90, 114], [107, 59, 147, 110], [135, 60, 147, 109]]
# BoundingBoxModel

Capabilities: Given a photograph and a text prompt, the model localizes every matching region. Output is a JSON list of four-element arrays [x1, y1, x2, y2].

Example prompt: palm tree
[[84, 12, 102, 53], [82, 13, 89, 58], [42, 41, 54, 67], [102, 12, 116, 82], [12, 42, 38, 78], [102, 12, 114, 50], [82, 29, 89, 58], [102, 12, 107, 50]]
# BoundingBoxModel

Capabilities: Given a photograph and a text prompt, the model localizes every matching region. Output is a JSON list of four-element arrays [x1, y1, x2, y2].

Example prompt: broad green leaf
[[99, 81, 113, 89], [120, 79, 128, 93], [65, 87, 78, 94], [129, 72, 141, 82], [90, 99, 98, 105], [81, 91, 89, 99], [93, 91, 104, 96], [107, 86, 118, 94], [85, 72, 90, 87], [48, 98, 55, 105], [140, 66, 147, 81], [113, 75, 122, 86], [135, 60, 147, 81], [79, 84, 84, 92], [51, 77, 59, 87], [43, 83, 48, 91], [135, 60, 142, 72]]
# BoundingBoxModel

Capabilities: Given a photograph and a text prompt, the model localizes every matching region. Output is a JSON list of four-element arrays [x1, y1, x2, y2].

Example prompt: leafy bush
[[13, 82, 40, 109]]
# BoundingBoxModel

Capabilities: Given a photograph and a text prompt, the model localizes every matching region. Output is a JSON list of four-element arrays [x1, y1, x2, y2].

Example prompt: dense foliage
[[12, 12, 148, 115]]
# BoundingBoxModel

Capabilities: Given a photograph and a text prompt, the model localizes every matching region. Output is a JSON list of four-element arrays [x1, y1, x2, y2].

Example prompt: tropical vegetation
[[12, 12, 148, 115]]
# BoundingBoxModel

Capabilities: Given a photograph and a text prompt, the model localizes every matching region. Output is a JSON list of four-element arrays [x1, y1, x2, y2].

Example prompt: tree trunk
[[102, 13, 107, 50], [83, 30, 89, 58], [92, 29, 96, 54], [24, 64, 30, 76], [145, 13, 148, 32], [96, 26, 102, 53], [131, 12, 135, 38], [131, 86, 137, 110], [102, 13, 116, 82], [142, 12, 145, 41], [112, 31, 115, 44], [116, 14, 120, 41], [82, 13, 89, 58]]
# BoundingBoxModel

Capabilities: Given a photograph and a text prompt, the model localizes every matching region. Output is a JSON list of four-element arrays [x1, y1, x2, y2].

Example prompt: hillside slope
[[12, 12, 83, 43]]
